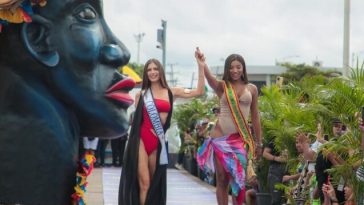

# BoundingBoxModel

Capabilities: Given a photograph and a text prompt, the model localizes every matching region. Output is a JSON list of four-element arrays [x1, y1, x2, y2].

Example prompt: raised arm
[[204, 64, 220, 92], [202, 54, 222, 95], [171, 47, 205, 99], [249, 84, 263, 158]]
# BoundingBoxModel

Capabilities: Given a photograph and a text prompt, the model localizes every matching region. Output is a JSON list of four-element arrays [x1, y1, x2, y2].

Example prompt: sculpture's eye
[[78, 8, 96, 20], [74, 4, 97, 23]]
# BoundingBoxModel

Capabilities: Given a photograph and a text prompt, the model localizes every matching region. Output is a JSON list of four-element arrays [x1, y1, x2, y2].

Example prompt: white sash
[[143, 89, 168, 165]]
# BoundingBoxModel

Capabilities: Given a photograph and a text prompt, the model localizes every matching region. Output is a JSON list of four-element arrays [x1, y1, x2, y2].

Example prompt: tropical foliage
[[279, 63, 341, 83], [173, 96, 218, 133], [259, 62, 364, 202]]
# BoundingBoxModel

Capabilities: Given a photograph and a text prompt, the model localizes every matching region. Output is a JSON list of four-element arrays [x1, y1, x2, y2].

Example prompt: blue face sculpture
[[30, 0, 134, 137], [0, 0, 134, 203]]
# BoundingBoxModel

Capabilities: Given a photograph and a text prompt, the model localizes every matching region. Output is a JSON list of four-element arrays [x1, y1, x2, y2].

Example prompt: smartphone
[[326, 176, 331, 185], [337, 177, 345, 191], [308, 162, 316, 172], [324, 134, 329, 141]]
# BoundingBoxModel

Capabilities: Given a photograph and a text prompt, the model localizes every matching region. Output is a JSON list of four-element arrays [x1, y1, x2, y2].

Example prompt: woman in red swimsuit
[[119, 48, 206, 205]]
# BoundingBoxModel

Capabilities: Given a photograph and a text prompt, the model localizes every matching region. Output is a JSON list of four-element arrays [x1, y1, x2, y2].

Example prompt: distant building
[[211, 64, 341, 92], [211, 65, 286, 91]]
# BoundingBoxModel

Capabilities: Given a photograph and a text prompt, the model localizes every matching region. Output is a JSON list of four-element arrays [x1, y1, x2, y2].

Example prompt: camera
[[308, 161, 316, 172]]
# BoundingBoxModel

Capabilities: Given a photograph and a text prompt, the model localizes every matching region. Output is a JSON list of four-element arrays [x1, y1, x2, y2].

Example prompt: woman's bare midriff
[[210, 121, 226, 138]]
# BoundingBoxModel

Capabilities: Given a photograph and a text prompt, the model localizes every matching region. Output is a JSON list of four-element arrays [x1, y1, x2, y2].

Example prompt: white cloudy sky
[[103, 0, 364, 86]]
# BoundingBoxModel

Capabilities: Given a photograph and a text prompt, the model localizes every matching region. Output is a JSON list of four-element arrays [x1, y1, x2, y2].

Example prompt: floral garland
[[71, 151, 96, 205], [0, 0, 47, 31]]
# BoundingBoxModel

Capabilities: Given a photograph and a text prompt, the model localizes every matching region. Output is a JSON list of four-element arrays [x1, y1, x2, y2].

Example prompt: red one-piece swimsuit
[[141, 98, 171, 155]]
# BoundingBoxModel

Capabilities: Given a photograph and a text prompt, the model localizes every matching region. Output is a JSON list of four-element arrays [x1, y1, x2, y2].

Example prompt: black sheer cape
[[119, 89, 173, 205]]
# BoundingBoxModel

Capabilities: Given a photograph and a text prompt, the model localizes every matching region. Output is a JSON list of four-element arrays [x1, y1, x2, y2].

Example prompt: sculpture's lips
[[105, 78, 135, 106]]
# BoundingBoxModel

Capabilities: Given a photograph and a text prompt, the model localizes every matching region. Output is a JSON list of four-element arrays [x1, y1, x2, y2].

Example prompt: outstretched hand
[[316, 123, 323, 139], [195, 47, 206, 67], [254, 146, 262, 160], [322, 183, 337, 200]]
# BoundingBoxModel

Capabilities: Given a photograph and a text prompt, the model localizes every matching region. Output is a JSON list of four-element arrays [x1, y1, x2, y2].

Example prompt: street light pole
[[161, 20, 167, 69], [134, 32, 145, 64], [157, 20, 167, 69], [343, 0, 350, 76]]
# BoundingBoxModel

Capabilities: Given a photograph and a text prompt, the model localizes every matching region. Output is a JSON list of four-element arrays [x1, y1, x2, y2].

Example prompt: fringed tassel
[[71, 151, 96, 205], [236, 188, 246, 205]]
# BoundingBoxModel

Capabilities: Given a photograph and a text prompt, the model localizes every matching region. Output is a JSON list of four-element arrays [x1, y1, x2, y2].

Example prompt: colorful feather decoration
[[71, 151, 96, 205], [0, 0, 47, 30]]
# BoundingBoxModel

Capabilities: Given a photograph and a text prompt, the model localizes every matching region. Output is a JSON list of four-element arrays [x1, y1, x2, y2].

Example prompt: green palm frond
[[319, 77, 364, 121], [350, 61, 364, 87]]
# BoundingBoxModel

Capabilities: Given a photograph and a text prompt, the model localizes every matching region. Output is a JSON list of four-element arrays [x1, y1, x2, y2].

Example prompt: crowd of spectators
[[175, 110, 364, 205]]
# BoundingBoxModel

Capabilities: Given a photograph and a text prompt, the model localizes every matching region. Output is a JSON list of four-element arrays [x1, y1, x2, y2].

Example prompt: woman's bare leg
[[245, 189, 256, 205], [215, 157, 229, 205], [148, 150, 157, 179], [138, 141, 150, 205]]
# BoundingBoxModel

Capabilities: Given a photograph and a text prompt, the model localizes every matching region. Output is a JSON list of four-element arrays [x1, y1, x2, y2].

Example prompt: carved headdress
[[0, 0, 47, 31]]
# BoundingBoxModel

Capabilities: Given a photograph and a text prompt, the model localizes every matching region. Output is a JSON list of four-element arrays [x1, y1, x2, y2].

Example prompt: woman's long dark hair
[[141, 59, 170, 90], [222, 54, 248, 84]]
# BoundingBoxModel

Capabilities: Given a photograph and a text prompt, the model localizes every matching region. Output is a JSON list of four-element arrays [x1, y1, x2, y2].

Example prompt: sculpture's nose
[[99, 44, 130, 68]]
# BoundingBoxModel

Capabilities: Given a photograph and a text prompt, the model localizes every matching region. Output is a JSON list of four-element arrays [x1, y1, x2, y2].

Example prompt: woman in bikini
[[119, 48, 206, 205], [197, 53, 262, 205]]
